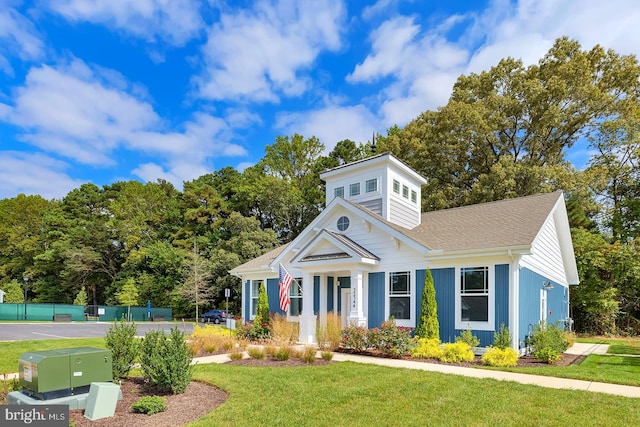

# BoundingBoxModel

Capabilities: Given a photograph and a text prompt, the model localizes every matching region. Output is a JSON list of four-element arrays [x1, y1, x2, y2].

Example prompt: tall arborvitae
[[254, 281, 270, 329], [415, 268, 439, 340]]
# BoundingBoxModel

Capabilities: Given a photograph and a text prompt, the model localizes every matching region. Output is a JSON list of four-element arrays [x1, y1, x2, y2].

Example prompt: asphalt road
[[0, 321, 196, 342]]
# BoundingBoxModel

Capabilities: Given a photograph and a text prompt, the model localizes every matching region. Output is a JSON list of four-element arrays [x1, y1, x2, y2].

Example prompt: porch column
[[348, 270, 367, 326], [298, 270, 317, 344], [319, 274, 327, 328]]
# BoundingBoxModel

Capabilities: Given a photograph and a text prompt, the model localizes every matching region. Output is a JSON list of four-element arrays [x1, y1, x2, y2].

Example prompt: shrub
[[456, 328, 480, 348], [493, 324, 512, 350], [411, 338, 443, 359], [529, 321, 570, 364], [105, 317, 140, 380], [440, 342, 475, 363], [415, 269, 439, 340], [273, 346, 291, 361], [320, 351, 333, 361], [481, 347, 519, 367], [229, 348, 244, 361], [340, 324, 369, 352], [131, 396, 167, 415], [317, 313, 341, 351], [235, 321, 270, 341], [140, 327, 193, 394], [247, 346, 266, 360], [368, 319, 414, 357], [564, 330, 576, 349], [253, 282, 271, 331], [300, 346, 317, 363], [271, 314, 298, 345]]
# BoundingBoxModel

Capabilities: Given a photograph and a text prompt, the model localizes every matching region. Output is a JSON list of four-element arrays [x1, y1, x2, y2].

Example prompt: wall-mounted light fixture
[[542, 281, 554, 291]]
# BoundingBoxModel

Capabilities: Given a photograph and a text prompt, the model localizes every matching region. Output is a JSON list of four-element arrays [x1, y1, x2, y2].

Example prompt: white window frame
[[334, 186, 344, 198], [349, 182, 360, 196], [387, 271, 412, 327], [411, 190, 417, 203], [455, 265, 494, 331], [290, 278, 303, 316], [365, 178, 378, 193], [402, 185, 409, 199], [250, 279, 263, 320], [393, 179, 400, 194]]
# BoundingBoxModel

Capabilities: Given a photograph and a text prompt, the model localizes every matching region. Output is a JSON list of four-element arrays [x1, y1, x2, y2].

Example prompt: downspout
[[508, 249, 521, 351]]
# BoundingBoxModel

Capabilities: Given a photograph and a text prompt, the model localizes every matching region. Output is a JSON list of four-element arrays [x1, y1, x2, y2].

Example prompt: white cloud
[[0, 3, 44, 75], [1, 59, 248, 193], [276, 101, 377, 152], [46, 0, 204, 46], [0, 151, 85, 200], [196, 0, 346, 102]]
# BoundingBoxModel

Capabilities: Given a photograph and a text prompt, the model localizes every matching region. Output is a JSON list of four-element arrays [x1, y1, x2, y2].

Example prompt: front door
[[341, 288, 351, 327]]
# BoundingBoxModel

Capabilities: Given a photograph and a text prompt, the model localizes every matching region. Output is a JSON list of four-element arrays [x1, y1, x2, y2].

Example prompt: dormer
[[319, 153, 427, 229]]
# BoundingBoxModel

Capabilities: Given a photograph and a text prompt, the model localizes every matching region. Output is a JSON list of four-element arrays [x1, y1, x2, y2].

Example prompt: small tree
[[74, 286, 88, 306], [253, 281, 270, 330], [415, 269, 439, 340], [2, 280, 25, 303], [116, 278, 139, 321]]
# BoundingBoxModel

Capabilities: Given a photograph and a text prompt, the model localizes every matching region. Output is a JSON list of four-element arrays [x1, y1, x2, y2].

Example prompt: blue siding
[[432, 268, 456, 343], [243, 280, 250, 321], [495, 264, 510, 331], [267, 278, 283, 315], [314, 276, 320, 315], [327, 277, 334, 312], [367, 272, 385, 328], [518, 268, 568, 347]]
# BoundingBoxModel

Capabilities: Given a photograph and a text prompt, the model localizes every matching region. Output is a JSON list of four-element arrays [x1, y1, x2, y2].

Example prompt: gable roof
[[411, 191, 563, 252], [230, 191, 569, 274], [295, 229, 380, 264]]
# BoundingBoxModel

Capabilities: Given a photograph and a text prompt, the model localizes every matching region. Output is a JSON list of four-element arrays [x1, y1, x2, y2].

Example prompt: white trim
[[454, 265, 495, 331], [385, 270, 414, 328]]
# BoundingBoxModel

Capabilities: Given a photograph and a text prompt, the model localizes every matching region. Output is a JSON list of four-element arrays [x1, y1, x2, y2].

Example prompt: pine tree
[[254, 281, 270, 329], [415, 269, 439, 340], [73, 286, 88, 306]]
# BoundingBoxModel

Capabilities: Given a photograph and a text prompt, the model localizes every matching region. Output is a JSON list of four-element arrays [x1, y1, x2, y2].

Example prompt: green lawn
[[576, 336, 640, 355], [0, 338, 106, 373], [189, 362, 640, 427]]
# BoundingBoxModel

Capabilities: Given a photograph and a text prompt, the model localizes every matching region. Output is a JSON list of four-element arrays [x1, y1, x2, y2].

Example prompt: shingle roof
[[229, 244, 289, 274]]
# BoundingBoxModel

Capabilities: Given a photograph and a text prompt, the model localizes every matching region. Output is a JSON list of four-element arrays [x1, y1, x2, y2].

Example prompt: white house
[[230, 153, 579, 350]]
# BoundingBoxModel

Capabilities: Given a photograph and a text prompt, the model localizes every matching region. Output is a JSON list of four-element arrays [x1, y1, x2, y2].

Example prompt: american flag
[[279, 264, 292, 312]]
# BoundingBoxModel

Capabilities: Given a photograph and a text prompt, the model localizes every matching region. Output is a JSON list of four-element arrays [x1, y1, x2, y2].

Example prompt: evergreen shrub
[[411, 338, 443, 359], [105, 318, 140, 380], [131, 396, 167, 415], [481, 347, 519, 367], [456, 328, 480, 348], [440, 342, 475, 363], [140, 327, 193, 394]]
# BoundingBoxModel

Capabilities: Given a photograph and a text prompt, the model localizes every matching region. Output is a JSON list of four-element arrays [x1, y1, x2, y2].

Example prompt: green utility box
[[19, 347, 112, 400]]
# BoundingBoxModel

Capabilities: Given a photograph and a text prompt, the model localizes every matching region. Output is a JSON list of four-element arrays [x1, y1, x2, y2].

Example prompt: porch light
[[542, 281, 554, 291]]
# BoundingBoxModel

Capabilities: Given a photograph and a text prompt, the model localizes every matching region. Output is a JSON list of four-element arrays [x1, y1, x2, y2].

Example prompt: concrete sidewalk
[[190, 342, 640, 399]]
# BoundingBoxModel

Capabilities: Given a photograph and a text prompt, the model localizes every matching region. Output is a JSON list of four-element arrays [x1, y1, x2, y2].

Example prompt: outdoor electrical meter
[[18, 347, 112, 400]]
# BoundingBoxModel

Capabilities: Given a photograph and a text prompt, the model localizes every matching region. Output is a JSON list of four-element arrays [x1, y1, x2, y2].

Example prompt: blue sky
[[1, 0, 639, 200]]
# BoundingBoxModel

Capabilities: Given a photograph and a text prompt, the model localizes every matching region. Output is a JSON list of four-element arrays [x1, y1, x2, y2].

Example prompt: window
[[337, 216, 350, 231], [334, 186, 344, 198], [411, 190, 417, 203], [290, 278, 302, 316], [393, 179, 400, 194], [402, 185, 409, 198], [389, 272, 410, 320], [366, 178, 378, 193], [460, 267, 489, 322], [349, 182, 360, 196], [251, 280, 263, 319]]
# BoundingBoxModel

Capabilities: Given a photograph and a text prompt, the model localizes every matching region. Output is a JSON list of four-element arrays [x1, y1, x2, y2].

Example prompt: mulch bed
[[68, 377, 227, 427]]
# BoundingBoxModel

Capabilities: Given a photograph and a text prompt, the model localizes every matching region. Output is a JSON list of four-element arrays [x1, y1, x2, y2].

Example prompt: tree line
[[1, 37, 639, 334]]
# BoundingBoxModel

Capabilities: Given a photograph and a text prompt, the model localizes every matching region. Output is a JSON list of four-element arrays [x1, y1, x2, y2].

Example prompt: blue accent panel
[[367, 272, 385, 328], [327, 277, 334, 312], [518, 268, 568, 346], [244, 280, 250, 321], [431, 268, 456, 343], [267, 278, 283, 315], [314, 276, 320, 315], [495, 264, 510, 332], [337, 277, 350, 314]]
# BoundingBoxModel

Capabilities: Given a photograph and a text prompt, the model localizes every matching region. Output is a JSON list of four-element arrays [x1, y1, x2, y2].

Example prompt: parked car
[[200, 309, 232, 324]]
